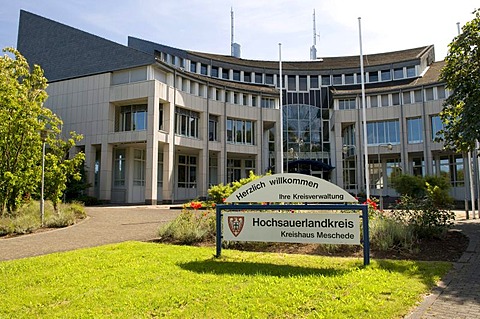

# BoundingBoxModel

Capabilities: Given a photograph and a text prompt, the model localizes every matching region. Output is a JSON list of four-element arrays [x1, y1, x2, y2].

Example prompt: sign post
[[215, 173, 370, 266]]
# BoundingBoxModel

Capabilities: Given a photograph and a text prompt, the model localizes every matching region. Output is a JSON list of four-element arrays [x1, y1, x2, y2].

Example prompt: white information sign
[[223, 212, 360, 245], [226, 173, 357, 203]]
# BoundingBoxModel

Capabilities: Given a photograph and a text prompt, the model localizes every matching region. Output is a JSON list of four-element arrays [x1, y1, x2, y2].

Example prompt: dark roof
[[186, 46, 434, 72], [17, 11, 154, 82], [129, 37, 434, 74], [331, 61, 445, 96]]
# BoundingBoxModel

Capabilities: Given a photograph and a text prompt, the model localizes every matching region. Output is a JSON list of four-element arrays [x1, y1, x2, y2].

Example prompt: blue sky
[[1, 0, 478, 61]]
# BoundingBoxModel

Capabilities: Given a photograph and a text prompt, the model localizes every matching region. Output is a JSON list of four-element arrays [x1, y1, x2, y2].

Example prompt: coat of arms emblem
[[227, 216, 244, 237]]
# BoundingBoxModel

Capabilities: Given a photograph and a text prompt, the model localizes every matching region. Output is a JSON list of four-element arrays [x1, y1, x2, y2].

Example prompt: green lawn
[[0, 242, 450, 318]]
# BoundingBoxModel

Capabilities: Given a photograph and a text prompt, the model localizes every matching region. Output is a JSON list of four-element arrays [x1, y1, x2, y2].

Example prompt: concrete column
[[145, 91, 159, 205], [99, 142, 113, 202], [162, 87, 176, 203], [84, 144, 96, 197]]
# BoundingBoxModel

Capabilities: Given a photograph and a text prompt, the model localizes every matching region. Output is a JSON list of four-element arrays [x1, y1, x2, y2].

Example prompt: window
[[425, 88, 434, 101], [158, 104, 164, 131], [190, 62, 197, 73], [116, 104, 147, 132], [310, 76, 319, 88], [288, 75, 297, 91], [299, 76, 307, 91], [261, 98, 275, 108], [402, 91, 411, 104], [386, 158, 402, 187], [344, 74, 354, 84], [209, 156, 218, 187], [333, 74, 342, 85], [369, 95, 378, 108], [242, 94, 248, 106], [381, 70, 391, 81], [222, 69, 229, 79], [178, 155, 197, 188], [244, 159, 255, 177], [437, 155, 464, 187], [321, 75, 331, 86], [175, 108, 199, 138], [233, 70, 240, 81], [407, 117, 423, 143], [113, 149, 126, 187], [431, 116, 444, 140], [367, 120, 400, 145], [368, 72, 378, 83], [244, 72, 251, 83], [406, 66, 416, 77], [226, 118, 255, 145], [133, 149, 145, 186], [265, 74, 273, 84], [393, 68, 404, 79], [227, 159, 242, 183], [211, 66, 219, 78], [437, 85, 446, 99], [200, 64, 208, 75], [412, 157, 424, 176], [356, 74, 363, 84], [339, 99, 356, 110], [112, 67, 147, 85], [414, 90, 422, 103], [392, 93, 400, 106], [381, 94, 389, 107], [209, 115, 218, 141], [182, 78, 188, 92]]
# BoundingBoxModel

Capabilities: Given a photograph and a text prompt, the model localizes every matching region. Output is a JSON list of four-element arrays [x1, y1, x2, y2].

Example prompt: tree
[[439, 9, 480, 152], [0, 48, 84, 214], [43, 131, 85, 210]]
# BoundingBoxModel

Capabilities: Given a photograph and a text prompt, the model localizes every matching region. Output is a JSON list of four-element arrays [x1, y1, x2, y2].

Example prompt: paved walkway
[[0, 205, 180, 261], [407, 214, 480, 319], [2, 207, 480, 318]]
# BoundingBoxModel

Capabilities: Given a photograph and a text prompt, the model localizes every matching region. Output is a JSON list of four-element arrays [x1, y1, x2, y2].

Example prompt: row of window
[[344, 154, 464, 190], [366, 115, 444, 146], [338, 85, 447, 110], [114, 150, 256, 190], [178, 76, 276, 108], [158, 51, 418, 90]]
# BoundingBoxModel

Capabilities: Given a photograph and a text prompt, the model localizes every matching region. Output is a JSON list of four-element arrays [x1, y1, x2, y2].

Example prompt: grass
[[0, 242, 450, 318], [0, 201, 86, 236]]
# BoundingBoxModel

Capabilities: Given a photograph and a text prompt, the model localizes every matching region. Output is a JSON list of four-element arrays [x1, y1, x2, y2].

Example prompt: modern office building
[[16, 10, 466, 204]]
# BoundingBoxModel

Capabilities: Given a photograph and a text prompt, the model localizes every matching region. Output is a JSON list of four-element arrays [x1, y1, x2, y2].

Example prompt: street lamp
[[377, 143, 393, 211]]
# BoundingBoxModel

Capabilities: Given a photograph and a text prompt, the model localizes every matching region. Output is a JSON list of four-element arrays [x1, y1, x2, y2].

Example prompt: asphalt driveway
[[0, 205, 180, 261]]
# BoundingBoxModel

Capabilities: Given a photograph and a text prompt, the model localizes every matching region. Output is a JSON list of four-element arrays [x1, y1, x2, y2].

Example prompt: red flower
[[190, 202, 202, 210], [363, 198, 378, 211]]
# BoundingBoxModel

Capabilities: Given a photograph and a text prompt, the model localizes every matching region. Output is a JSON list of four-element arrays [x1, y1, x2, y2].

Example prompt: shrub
[[45, 202, 86, 228], [208, 171, 265, 204], [391, 195, 455, 238], [369, 216, 416, 252], [158, 209, 215, 244], [391, 174, 425, 198], [208, 184, 232, 204], [0, 200, 85, 235], [391, 174, 453, 208]]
